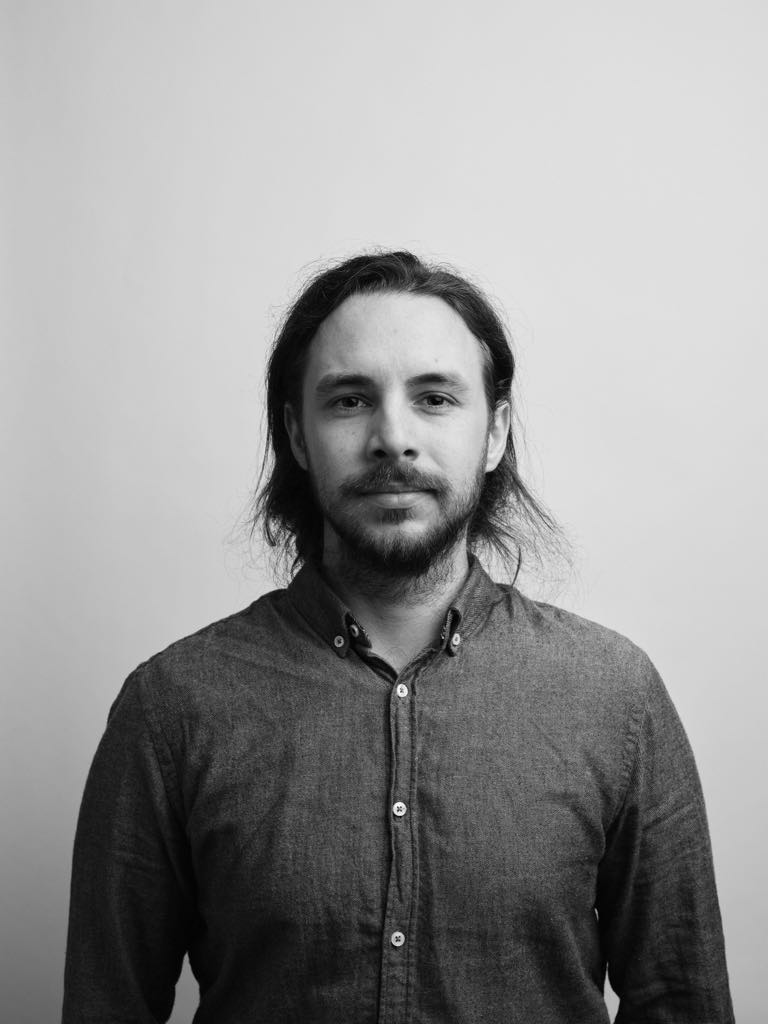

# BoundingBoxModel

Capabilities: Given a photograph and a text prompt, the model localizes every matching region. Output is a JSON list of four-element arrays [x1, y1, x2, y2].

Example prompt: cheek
[[304, 423, 363, 477], [447, 415, 492, 467]]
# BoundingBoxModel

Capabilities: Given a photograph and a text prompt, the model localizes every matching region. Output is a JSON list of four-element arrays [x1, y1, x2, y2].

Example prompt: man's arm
[[597, 664, 734, 1023], [63, 672, 194, 1023]]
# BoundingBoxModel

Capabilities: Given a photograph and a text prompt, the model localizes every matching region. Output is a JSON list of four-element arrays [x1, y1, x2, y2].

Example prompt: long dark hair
[[250, 250, 562, 582]]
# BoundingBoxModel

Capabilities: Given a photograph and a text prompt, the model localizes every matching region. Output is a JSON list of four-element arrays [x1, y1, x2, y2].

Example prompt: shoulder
[[115, 587, 293, 725], [475, 585, 687, 813], [483, 586, 665, 728], [499, 587, 653, 674]]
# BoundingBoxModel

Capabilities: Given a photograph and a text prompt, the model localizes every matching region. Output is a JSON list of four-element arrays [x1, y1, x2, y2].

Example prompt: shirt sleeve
[[62, 670, 194, 1023], [596, 661, 734, 1023]]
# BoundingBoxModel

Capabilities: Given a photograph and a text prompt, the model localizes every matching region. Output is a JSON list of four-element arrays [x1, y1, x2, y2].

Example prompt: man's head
[[282, 289, 510, 581], [253, 251, 556, 579]]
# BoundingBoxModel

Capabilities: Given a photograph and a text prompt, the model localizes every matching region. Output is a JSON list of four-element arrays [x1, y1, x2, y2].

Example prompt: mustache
[[340, 464, 446, 496]]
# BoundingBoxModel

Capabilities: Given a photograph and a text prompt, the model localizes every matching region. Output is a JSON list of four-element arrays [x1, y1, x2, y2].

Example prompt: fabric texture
[[63, 559, 734, 1023]]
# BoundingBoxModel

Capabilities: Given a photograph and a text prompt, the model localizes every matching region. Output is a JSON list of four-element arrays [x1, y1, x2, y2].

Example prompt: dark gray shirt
[[63, 559, 733, 1023]]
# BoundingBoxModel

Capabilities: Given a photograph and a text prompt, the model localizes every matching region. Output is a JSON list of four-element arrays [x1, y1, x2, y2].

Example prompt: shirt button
[[393, 801, 407, 817], [333, 635, 345, 649], [450, 632, 461, 648], [349, 624, 360, 638], [396, 683, 408, 698], [390, 930, 405, 947]]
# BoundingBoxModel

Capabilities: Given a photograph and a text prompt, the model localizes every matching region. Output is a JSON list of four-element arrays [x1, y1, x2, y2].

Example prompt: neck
[[321, 540, 471, 672]]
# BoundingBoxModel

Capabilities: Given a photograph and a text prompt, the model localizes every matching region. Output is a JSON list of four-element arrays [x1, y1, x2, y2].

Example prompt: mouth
[[361, 486, 426, 494], [359, 489, 429, 508]]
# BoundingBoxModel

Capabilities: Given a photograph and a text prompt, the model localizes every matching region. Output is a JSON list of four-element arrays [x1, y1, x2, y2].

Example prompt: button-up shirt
[[63, 559, 734, 1023]]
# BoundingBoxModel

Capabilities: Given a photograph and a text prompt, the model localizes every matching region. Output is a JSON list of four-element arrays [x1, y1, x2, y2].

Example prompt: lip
[[362, 486, 424, 493], [360, 490, 428, 508]]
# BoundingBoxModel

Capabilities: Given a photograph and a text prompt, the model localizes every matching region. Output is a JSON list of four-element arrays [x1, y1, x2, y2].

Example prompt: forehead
[[304, 291, 488, 387]]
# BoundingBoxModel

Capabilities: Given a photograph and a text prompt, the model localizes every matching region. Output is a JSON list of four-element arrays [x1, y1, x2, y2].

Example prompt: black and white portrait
[[3, 3, 764, 1022]]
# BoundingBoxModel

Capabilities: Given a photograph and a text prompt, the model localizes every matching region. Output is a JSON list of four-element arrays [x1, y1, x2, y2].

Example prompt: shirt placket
[[376, 659, 425, 1024]]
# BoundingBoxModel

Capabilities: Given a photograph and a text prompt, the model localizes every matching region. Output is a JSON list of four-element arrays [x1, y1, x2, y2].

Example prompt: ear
[[283, 403, 308, 471], [485, 401, 510, 473]]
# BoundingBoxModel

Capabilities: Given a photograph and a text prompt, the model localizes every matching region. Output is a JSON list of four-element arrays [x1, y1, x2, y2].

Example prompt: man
[[63, 251, 734, 1023]]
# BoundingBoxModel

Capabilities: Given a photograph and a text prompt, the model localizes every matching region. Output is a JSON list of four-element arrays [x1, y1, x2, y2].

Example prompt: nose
[[366, 401, 418, 461]]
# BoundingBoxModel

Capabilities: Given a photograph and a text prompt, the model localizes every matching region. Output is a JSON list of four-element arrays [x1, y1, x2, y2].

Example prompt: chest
[[177, 657, 618, 940]]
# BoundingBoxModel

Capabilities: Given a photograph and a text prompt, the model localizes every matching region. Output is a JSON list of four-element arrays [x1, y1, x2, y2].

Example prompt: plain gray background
[[2, 2, 765, 1022]]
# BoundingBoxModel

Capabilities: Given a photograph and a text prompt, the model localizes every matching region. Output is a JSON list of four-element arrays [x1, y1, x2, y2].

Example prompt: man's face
[[284, 291, 509, 575]]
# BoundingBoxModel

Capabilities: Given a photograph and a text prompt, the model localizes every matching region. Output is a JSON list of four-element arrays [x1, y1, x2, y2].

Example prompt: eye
[[420, 393, 454, 410], [331, 395, 369, 411]]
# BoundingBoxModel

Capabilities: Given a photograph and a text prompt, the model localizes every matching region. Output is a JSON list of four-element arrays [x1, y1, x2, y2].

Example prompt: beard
[[308, 456, 487, 586]]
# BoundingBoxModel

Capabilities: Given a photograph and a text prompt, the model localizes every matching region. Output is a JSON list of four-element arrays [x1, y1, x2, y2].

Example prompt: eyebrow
[[315, 373, 375, 395], [314, 371, 471, 395]]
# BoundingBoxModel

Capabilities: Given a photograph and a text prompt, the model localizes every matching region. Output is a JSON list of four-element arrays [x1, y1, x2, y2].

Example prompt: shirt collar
[[286, 555, 502, 659]]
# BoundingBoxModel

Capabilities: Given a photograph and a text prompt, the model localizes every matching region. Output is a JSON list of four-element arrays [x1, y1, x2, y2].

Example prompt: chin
[[377, 507, 421, 526], [330, 519, 465, 577]]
